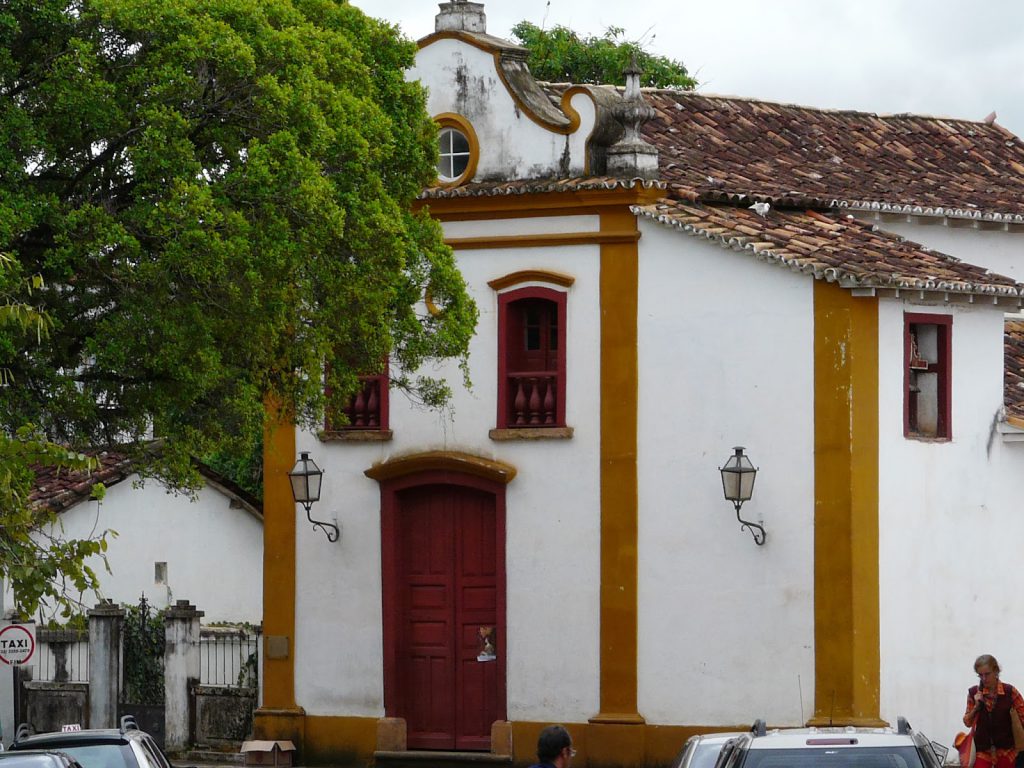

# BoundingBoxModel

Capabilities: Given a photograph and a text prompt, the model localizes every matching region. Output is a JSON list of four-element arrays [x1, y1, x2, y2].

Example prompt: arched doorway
[[369, 452, 514, 751]]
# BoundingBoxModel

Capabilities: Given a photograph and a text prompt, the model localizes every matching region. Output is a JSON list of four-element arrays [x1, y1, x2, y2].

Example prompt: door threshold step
[[374, 751, 513, 768]]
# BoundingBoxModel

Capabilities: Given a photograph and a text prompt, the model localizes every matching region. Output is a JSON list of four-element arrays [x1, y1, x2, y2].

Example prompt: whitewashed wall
[[636, 220, 816, 726], [35, 475, 263, 623], [876, 299, 1023, 744], [852, 214, 1024, 282], [410, 39, 595, 181], [295, 216, 603, 721]]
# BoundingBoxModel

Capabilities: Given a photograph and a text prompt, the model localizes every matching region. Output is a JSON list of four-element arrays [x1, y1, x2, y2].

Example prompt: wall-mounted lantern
[[288, 451, 338, 542], [718, 446, 766, 545]]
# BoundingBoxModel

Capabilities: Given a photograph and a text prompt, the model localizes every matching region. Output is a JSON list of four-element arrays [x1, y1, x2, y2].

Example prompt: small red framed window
[[496, 287, 567, 429], [326, 370, 389, 432], [904, 313, 952, 440]]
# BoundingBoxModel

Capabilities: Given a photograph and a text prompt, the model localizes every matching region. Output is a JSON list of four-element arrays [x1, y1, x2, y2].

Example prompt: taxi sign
[[60, 725, 82, 733], [0, 623, 36, 666]]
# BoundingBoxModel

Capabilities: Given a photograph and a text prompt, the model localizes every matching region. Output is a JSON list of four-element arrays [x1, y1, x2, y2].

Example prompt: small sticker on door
[[477, 626, 496, 661]]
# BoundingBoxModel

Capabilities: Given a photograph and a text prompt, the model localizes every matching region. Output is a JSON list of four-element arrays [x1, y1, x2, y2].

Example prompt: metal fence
[[199, 626, 259, 689], [34, 629, 89, 684]]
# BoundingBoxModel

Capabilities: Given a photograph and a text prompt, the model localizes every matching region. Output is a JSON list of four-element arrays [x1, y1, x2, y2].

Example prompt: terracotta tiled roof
[[1005, 320, 1024, 421], [635, 200, 1022, 297], [30, 450, 134, 513], [29, 450, 262, 516], [420, 176, 667, 199], [637, 91, 1024, 221]]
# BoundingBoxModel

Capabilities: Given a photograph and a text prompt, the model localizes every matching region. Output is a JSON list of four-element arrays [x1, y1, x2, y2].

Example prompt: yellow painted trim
[[253, 707, 305, 746], [417, 186, 664, 220], [1007, 414, 1024, 431], [561, 86, 594, 174], [596, 207, 642, 721], [303, 715, 377, 765], [260, 396, 297, 710], [812, 281, 883, 726], [488, 270, 576, 291], [450, 231, 639, 250], [364, 449, 517, 484], [434, 113, 480, 187], [510, 721, 745, 768]]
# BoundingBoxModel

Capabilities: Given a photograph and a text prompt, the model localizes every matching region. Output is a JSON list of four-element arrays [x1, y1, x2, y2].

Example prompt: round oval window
[[438, 127, 471, 182]]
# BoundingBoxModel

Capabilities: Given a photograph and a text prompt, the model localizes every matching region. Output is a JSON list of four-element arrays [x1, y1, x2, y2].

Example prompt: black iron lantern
[[289, 452, 338, 542], [719, 446, 766, 545]]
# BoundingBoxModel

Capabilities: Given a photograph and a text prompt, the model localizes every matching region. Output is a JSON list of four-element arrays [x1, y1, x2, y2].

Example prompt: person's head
[[537, 725, 574, 765], [975, 654, 1001, 687]]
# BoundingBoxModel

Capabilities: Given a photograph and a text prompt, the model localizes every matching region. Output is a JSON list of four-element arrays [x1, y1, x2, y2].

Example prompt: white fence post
[[88, 600, 124, 728], [163, 600, 202, 754]]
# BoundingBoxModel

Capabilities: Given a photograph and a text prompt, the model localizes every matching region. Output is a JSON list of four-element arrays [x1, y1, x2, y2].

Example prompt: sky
[[351, 0, 1024, 139]]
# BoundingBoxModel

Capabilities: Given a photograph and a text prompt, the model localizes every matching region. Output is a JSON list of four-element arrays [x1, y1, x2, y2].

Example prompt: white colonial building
[[253, 3, 1024, 766]]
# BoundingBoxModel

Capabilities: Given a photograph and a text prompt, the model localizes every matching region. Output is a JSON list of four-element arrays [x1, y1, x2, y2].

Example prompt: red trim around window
[[903, 313, 952, 440], [325, 370, 390, 431], [496, 287, 568, 429]]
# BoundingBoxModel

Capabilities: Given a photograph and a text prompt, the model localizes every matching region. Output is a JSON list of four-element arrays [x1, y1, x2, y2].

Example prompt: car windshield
[[693, 743, 731, 768], [18, 744, 134, 768], [0, 756, 68, 768], [742, 747, 925, 768]]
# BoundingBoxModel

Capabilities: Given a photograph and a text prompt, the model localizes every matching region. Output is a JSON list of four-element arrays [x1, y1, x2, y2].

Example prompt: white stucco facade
[[28, 475, 263, 624], [294, 219, 604, 722], [410, 40, 596, 182], [876, 298, 1024, 742], [636, 221, 816, 726]]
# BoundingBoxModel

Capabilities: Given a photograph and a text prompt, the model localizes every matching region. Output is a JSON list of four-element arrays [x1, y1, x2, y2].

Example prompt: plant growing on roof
[[511, 21, 697, 88]]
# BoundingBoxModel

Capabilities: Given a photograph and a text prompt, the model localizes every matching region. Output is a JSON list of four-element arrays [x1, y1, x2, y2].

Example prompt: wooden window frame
[[496, 286, 568, 430], [903, 313, 952, 440], [324, 369, 390, 434]]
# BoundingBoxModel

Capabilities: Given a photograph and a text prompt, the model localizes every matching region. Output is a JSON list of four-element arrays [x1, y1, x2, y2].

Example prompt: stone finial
[[606, 53, 659, 180], [435, 1, 487, 34]]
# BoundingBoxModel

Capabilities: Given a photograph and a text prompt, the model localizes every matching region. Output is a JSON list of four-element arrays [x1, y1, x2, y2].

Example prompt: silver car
[[672, 732, 746, 768]]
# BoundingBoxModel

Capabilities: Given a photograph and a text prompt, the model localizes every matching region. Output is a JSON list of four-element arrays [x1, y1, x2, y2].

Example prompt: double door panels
[[398, 485, 502, 750]]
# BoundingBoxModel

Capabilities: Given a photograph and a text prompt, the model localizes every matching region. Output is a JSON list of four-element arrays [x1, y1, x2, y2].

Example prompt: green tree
[[511, 21, 697, 88], [1, 257, 110, 619], [0, 0, 477, 614]]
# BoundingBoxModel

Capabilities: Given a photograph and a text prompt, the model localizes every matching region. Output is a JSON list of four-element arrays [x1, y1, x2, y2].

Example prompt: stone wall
[[195, 686, 256, 747]]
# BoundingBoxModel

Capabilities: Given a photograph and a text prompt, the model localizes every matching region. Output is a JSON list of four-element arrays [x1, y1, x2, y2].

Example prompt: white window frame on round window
[[434, 113, 478, 187]]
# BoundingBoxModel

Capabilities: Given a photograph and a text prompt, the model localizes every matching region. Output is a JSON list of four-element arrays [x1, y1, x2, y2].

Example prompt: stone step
[[374, 751, 513, 768], [181, 749, 246, 765]]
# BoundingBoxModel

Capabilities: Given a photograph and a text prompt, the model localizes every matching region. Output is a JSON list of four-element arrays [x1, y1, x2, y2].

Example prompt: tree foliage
[[1, 257, 110, 620], [0, 1, 475, 482], [0, 0, 477, 614], [511, 21, 697, 89]]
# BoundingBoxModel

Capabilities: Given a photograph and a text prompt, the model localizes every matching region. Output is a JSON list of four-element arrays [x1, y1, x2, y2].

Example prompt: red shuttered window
[[326, 369, 390, 433], [497, 287, 567, 429], [904, 313, 952, 440]]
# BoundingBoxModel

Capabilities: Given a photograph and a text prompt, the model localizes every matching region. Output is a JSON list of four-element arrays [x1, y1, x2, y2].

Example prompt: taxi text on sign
[[0, 622, 37, 666]]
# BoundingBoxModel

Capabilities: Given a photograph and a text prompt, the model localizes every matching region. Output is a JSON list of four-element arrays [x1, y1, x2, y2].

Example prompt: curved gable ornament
[[365, 450, 517, 485], [418, 30, 588, 136]]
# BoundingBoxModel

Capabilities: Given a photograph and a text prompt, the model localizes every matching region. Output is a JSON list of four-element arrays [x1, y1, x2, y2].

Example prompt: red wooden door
[[397, 484, 502, 750]]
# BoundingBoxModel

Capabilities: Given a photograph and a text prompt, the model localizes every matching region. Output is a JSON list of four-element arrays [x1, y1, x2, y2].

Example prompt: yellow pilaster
[[254, 397, 306, 742], [590, 206, 645, 767], [812, 281, 884, 726]]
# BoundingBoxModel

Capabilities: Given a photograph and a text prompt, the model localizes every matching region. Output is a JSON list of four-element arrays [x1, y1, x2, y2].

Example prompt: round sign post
[[0, 623, 36, 666]]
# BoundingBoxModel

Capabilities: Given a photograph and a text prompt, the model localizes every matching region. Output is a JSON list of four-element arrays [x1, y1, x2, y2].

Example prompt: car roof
[[0, 751, 83, 768], [690, 734, 746, 746], [14, 732, 136, 747], [743, 725, 920, 750]]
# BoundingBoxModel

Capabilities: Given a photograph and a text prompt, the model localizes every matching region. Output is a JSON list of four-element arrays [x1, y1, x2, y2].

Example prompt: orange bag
[[955, 731, 976, 768]]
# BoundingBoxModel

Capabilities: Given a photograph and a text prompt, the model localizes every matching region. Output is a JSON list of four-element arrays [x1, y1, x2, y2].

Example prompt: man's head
[[537, 725, 574, 765]]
